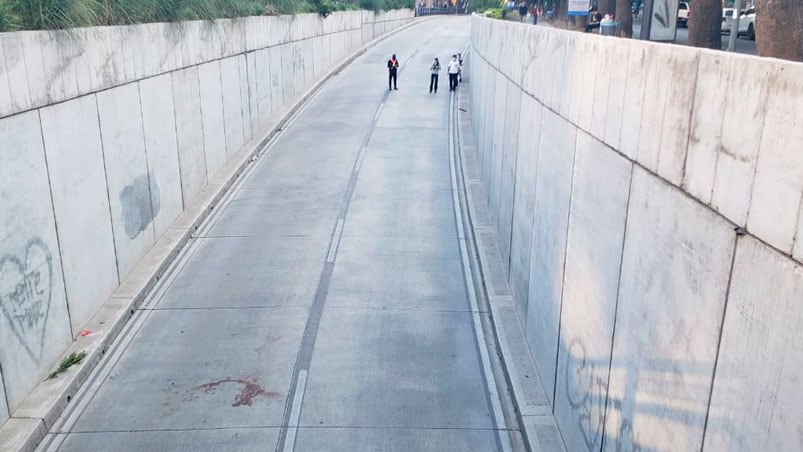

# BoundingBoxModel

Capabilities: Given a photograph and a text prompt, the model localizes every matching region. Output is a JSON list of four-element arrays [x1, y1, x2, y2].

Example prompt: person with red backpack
[[387, 54, 399, 90]]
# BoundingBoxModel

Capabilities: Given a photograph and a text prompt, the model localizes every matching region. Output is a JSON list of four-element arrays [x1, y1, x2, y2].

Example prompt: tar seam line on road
[[62, 424, 520, 435], [354, 152, 366, 173], [137, 305, 311, 312], [448, 86, 513, 452], [373, 100, 385, 122], [274, 25, 448, 452], [196, 233, 331, 239], [322, 304, 487, 314]]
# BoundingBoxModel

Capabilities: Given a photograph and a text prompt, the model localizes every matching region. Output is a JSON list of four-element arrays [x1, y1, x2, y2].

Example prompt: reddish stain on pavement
[[195, 378, 278, 407]]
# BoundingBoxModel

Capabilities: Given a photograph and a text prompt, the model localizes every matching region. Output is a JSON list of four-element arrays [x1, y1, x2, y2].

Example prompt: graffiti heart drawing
[[566, 339, 606, 451], [0, 238, 53, 363]]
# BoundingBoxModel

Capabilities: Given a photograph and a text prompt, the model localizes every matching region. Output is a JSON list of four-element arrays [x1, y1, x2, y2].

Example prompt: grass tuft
[[48, 351, 87, 379]]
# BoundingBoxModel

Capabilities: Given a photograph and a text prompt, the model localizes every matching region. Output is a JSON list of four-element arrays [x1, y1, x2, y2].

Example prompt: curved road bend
[[43, 17, 522, 452]]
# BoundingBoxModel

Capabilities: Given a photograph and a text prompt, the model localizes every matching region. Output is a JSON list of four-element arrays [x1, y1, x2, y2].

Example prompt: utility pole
[[640, 0, 654, 40], [727, 0, 742, 51]]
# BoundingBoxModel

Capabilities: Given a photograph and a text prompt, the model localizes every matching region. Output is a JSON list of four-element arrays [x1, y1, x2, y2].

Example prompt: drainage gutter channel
[[451, 47, 569, 452]]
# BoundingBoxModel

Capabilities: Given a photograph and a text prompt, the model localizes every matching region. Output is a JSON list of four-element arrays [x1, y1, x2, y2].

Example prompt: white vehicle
[[737, 7, 756, 41], [677, 1, 690, 27], [721, 7, 735, 34]]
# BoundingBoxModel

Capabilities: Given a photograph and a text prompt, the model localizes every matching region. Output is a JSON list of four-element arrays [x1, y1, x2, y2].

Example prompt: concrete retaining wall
[[470, 15, 803, 450], [0, 9, 413, 424]]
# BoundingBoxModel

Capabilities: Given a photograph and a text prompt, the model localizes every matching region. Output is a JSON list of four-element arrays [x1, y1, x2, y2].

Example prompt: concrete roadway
[[43, 17, 519, 452]]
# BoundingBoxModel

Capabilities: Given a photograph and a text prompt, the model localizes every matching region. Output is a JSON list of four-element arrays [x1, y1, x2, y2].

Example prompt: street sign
[[568, 0, 590, 16], [648, 0, 679, 41]]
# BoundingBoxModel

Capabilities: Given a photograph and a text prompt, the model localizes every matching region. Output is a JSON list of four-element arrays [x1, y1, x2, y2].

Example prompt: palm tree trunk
[[616, 0, 633, 37], [688, 0, 722, 49], [756, 0, 803, 61]]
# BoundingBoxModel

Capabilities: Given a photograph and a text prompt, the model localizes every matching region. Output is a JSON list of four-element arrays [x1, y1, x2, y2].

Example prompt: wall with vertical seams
[[470, 14, 803, 451]]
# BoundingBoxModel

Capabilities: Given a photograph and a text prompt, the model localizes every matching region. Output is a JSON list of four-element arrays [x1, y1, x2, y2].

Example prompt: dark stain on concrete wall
[[120, 173, 160, 239]]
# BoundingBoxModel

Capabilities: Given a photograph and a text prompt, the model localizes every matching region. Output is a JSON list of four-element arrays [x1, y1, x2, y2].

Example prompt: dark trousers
[[449, 73, 458, 91], [388, 70, 397, 89], [430, 74, 438, 92]]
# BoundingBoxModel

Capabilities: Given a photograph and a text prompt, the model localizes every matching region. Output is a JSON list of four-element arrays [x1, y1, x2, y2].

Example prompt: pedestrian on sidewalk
[[447, 55, 460, 91], [387, 54, 399, 90], [518, 2, 528, 22], [429, 57, 441, 93], [530, 5, 538, 24]]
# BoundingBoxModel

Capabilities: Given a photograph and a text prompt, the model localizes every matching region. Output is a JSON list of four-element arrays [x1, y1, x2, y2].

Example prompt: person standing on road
[[387, 54, 399, 90], [429, 57, 441, 93], [530, 5, 538, 24], [447, 55, 460, 91]]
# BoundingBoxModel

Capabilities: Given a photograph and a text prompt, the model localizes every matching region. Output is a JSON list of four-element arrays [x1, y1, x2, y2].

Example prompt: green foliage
[[357, 0, 413, 13], [385, 0, 413, 10], [358, 0, 382, 12], [269, 0, 314, 15], [0, 0, 405, 32], [11, 0, 101, 30], [467, 0, 503, 14], [311, 0, 361, 15], [0, 0, 21, 31], [485, 7, 504, 19]]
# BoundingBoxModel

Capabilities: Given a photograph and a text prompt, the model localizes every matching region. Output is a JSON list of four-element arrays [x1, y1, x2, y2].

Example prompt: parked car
[[677, 1, 690, 27], [721, 7, 735, 34], [737, 7, 757, 41]]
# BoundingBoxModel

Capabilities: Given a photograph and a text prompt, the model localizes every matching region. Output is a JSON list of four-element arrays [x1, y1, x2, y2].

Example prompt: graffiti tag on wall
[[566, 339, 608, 451], [294, 45, 304, 72], [0, 238, 53, 362], [566, 339, 644, 451]]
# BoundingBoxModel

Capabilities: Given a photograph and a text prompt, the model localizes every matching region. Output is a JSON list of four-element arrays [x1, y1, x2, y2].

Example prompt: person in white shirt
[[447, 55, 460, 91]]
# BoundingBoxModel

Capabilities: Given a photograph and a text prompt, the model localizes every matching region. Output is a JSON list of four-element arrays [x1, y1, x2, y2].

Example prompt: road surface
[[40, 16, 520, 452], [634, 24, 757, 55]]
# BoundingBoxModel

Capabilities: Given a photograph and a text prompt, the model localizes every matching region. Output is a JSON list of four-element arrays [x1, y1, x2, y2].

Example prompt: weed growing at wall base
[[48, 351, 87, 379]]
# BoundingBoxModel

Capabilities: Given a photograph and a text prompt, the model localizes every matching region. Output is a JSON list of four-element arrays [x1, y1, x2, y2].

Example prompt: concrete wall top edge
[[0, 11, 399, 37], [0, 10, 413, 120], [472, 14, 803, 67]]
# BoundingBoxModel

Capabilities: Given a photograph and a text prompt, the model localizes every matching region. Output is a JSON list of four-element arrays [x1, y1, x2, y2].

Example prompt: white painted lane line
[[448, 91, 513, 452], [326, 219, 345, 263], [354, 151, 365, 174], [373, 101, 385, 122], [283, 369, 309, 452]]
